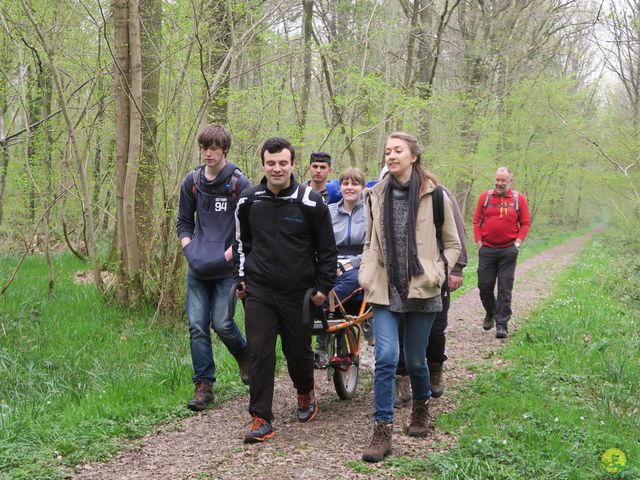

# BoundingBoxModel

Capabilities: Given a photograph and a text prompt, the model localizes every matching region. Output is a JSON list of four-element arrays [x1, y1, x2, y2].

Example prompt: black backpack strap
[[432, 185, 449, 296], [191, 166, 203, 197], [192, 166, 244, 209], [228, 168, 242, 208], [298, 185, 317, 241], [478, 189, 493, 228]]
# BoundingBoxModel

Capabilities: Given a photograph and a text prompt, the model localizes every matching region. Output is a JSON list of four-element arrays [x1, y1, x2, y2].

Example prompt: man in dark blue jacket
[[234, 137, 337, 444], [176, 124, 251, 411]]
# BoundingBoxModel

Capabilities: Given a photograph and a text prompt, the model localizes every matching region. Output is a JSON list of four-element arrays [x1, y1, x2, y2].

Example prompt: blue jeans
[[317, 268, 365, 351], [186, 274, 247, 384], [372, 306, 436, 423], [333, 268, 360, 302]]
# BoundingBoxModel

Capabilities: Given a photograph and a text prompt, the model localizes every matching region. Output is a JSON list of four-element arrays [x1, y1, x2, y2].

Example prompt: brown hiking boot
[[237, 355, 250, 385], [428, 361, 444, 398], [187, 381, 213, 411], [407, 399, 430, 437], [394, 374, 411, 408], [362, 422, 393, 463]]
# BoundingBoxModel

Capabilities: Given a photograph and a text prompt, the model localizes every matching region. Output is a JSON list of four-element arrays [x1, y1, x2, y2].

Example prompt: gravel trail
[[73, 231, 596, 480]]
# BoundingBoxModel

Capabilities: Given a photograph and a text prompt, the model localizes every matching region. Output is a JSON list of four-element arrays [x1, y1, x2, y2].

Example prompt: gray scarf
[[383, 168, 424, 290]]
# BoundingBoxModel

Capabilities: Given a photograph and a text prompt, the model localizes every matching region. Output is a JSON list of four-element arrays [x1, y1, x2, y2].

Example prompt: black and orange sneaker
[[296, 386, 318, 423], [243, 416, 275, 444]]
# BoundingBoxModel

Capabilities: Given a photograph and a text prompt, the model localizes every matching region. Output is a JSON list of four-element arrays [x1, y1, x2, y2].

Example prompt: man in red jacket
[[473, 167, 531, 338]]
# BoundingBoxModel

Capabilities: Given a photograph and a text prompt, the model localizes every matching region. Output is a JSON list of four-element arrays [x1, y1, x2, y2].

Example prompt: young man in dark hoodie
[[176, 124, 251, 411], [234, 137, 337, 443]]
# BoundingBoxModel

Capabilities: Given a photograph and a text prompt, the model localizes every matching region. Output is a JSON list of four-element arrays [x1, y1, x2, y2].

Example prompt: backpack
[[191, 166, 243, 208], [432, 185, 449, 295], [478, 189, 519, 227]]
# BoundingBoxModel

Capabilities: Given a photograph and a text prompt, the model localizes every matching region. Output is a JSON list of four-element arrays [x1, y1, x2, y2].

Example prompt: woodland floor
[[72, 231, 597, 480]]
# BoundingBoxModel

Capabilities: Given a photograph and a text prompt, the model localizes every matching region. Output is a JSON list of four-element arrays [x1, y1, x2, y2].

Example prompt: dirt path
[[73, 232, 596, 480]]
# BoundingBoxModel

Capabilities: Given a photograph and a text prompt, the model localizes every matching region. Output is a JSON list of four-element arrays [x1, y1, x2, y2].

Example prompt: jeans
[[317, 268, 365, 351], [186, 274, 247, 384], [397, 285, 450, 375], [372, 306, 436, 423], [477, 245, 519, 325]]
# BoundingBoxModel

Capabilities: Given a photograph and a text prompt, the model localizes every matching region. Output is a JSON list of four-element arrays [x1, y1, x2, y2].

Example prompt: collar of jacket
[[336, 196, 364, 214], [367, 173, 436, 200], [259, 174, 301, 198]]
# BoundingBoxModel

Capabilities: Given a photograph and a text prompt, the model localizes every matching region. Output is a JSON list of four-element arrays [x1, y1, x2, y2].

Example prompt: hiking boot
[[243, 416, 275, 444], [407, 399, 430, 437], [296, 386, 318, 422], [428, 361, 444, 398], [313, 350, 329, 369], [187, 381, 213, 411], [394, 375, 411, 408], [483, 313, 495, 331], [362, 422, 393, 463], [237, 355, 250, 385], [496, 323, 508, 339]]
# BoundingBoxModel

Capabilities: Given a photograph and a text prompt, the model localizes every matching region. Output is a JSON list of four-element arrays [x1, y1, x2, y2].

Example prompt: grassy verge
[[363, 226, 639, 479], [452, 224, 594, 300], [0, 254, 249, 479]]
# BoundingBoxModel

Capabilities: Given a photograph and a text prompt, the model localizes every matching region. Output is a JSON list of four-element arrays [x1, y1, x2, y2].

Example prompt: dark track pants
[[244, 284, 314, 421], [477, 245, 519, 325]]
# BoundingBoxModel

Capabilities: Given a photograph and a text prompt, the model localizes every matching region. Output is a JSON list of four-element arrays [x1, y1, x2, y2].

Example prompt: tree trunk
[[122, 0, 144, 304], [300, 0, 313, 132], [114, 0, 132, 303], [135, 0, 161, 273], [207, 0, 231, 124], [0, 114, 8, 226], [21, 0, 104, 292]]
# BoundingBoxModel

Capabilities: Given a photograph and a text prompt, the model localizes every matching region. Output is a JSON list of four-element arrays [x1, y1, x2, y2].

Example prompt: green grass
[[452, 224, 594, 300], [0, 254, 249, 479], [0, 223, 616, 479], [358, 226, 639, 479]]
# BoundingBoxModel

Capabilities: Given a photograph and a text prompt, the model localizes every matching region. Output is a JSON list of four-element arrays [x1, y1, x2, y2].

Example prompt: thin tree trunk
[[135, 0, 161, 273], [0, 130, 8, 226], [300, 0, 313, 132], [114, 0, 131, 303], [206, 0, 231, 124], [123, 0, 144, 303], [21, 0, 104, 292]]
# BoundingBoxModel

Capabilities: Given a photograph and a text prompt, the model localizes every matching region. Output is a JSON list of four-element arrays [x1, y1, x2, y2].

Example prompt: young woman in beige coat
[[359, 132, 461, 462]]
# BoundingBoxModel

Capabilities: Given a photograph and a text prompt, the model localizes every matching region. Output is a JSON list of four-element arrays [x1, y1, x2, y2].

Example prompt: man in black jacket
[[234, 137, 337, 444]]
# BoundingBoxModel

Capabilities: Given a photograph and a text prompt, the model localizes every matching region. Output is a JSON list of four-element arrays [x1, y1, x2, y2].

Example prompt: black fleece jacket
[[233, 176, 337, 295]]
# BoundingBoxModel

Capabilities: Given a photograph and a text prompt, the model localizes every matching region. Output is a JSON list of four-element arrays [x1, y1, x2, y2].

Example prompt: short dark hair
[[198, 124, 232, 154], [260, 137, 296, 165], [310, 152, 331, 164]]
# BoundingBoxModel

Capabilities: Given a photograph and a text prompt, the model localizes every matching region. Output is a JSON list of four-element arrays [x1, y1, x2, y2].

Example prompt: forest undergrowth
[[0, 225, 636, 479]]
